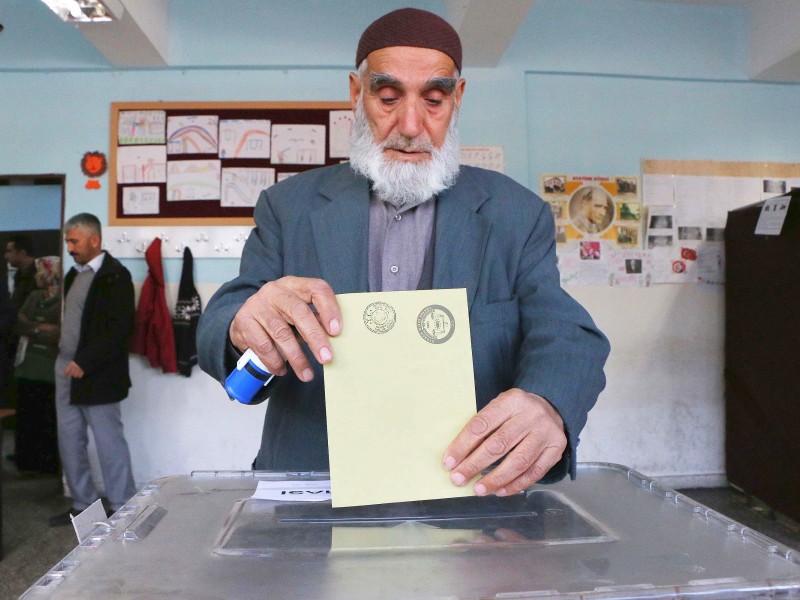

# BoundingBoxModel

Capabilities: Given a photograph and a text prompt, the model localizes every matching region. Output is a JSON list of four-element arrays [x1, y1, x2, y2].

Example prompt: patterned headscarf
[[35, 256, 61, 289]]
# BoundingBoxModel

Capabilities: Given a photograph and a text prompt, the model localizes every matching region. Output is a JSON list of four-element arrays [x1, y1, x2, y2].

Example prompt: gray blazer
[[197, 163, 609, 482]]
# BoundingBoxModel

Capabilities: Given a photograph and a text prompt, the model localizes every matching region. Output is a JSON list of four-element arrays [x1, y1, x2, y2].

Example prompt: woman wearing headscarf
[[14, 256, 61, 475]]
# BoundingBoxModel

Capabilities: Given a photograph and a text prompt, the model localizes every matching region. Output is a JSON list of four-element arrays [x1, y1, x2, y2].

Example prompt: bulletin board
[[109, 101, 353, 226], [639, 158, 800, 285]]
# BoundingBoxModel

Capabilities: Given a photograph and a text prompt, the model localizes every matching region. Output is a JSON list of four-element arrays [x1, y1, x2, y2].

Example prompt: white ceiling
[[2, 0, 800, 81]]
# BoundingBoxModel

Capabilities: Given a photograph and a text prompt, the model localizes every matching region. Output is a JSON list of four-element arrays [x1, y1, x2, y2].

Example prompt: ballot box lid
[[21, 463, 800, 599]]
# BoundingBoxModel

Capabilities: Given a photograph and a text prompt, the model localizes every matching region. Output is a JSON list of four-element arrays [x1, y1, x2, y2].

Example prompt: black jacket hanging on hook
[[173, 247, 202, 377]]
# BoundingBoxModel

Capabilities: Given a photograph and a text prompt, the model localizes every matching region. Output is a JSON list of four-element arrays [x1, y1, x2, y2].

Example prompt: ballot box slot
[[274, 493, 536, 523], [213, 490, 615, 556]]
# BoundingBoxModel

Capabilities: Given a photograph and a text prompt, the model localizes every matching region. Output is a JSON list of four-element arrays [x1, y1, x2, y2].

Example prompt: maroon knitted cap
[[356, 8, 462, 72]]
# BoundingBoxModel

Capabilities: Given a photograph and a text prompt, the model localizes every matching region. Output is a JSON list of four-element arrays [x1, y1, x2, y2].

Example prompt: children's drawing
[[118, 110, 166, 145], [221, 168, 275, 207], [167, 115, 219, 155], [219, 119, 271, 159], [271, 125, 325, 165], [167, 160, 221, 200], [116, 145, 167, 184], [329, 111, 354, 158], [122, 186, 160, 215]]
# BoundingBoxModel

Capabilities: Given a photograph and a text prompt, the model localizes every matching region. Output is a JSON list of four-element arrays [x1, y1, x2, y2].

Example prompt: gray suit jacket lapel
[[433, 169, 491, 310], [311, 167, 370, 294], [310, 165, 491, 305]]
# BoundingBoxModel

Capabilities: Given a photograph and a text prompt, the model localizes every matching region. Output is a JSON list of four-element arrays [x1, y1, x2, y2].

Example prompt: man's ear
[[349, 72, 362, 112], [454, 78, 466, 109]]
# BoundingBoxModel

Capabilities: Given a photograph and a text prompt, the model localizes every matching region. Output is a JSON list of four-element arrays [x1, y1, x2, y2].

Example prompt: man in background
[[198, 8, 609, 497], [2, 235, 37, 455], [5, 235, 37, 311], [49, 213, 137, 526]]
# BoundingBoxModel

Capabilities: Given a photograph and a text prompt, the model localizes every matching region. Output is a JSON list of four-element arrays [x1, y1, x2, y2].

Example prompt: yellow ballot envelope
[[324, 288, 478, 508]]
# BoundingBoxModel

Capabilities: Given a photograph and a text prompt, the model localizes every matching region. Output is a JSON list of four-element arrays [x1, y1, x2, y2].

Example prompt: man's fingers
[[443, 389, 566, 495], [442, 393, 522, 476], [230, 296, 296, 376], [230, 276, 342, 382], [475, 436, 565, 496], [288, 276, 341, 336], [268, 278, 339, 368]]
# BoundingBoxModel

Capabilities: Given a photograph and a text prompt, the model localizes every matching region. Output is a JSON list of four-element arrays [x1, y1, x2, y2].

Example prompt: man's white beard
[[349, 97, 461, 209]]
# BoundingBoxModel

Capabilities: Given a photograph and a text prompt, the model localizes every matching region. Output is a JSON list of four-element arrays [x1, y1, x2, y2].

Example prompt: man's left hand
[[63, 361, 85, 379], [442, 388, 566, 497]]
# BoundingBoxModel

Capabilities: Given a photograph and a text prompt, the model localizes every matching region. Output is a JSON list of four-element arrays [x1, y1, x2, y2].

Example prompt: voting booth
[[725, 189, 800, 524], [20, 463, 800, 599]]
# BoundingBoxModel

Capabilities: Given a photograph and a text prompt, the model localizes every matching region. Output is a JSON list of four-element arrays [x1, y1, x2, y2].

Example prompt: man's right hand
[[229, 276, 342, 382]]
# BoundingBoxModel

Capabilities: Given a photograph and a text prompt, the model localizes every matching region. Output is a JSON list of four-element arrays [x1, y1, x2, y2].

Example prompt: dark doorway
[[1, 174, 65, 418]]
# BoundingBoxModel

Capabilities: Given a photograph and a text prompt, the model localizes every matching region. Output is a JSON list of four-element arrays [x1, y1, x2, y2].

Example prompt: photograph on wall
[[609, 249, 654, 287], [540, 174, 642, 248]]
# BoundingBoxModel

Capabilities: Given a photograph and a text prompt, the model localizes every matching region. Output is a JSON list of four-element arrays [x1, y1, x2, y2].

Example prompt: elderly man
[[198, 8, 609, 497]]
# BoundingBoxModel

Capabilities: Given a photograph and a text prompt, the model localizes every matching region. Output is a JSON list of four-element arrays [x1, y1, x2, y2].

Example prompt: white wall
[[122, 284, 269, 477], [2, 0, 799, 490]]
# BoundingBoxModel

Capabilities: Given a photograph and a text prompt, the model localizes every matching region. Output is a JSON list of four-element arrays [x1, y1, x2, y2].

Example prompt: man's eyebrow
[[370, 72, 403, 92], [422, 77, 458, 94], [368, 73, 458, 94]]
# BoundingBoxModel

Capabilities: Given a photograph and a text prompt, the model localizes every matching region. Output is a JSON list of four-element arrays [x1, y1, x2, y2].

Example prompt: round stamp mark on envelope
[[363, 301, 396, 334], [417, 305, 455, 344]]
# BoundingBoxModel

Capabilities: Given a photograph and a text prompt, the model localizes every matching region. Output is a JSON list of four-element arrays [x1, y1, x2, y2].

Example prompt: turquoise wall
[[1, 0, 799, 285]]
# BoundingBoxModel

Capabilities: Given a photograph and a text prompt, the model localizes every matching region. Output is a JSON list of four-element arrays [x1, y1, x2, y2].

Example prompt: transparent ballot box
[[20, 463, 800, 599]]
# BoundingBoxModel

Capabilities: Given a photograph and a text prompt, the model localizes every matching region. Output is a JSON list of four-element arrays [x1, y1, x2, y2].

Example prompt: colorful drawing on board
[[271, 124, 326, 165], [122, 186, 160, 215], [219, 120, 271, 159], [167, 115, 219, 155], [118, 110, 166, 145], [116, 146, 167, 184], [221, 167, 275, 207], [167, 160, 221, 200]]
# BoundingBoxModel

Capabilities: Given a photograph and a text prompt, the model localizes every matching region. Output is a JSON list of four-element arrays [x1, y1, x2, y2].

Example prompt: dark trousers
[[14, 379, 59, 474]]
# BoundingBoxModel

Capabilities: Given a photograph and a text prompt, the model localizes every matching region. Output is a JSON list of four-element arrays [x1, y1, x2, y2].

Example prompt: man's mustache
[[381, 135, 434, 153]]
